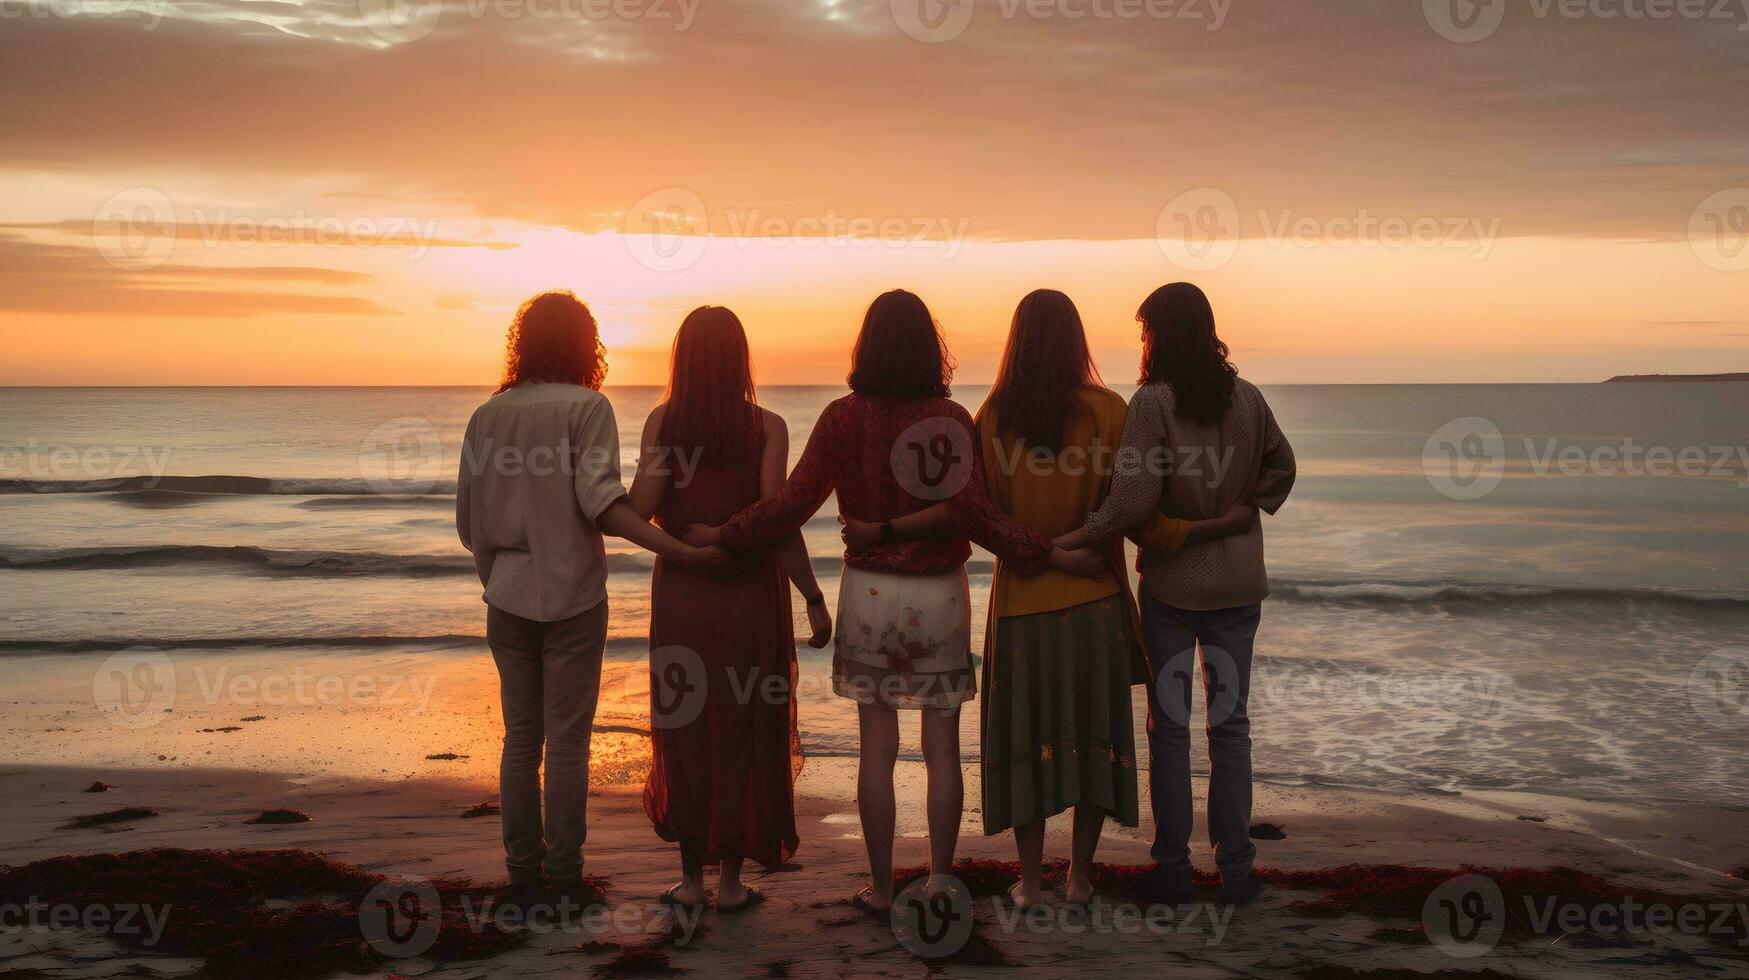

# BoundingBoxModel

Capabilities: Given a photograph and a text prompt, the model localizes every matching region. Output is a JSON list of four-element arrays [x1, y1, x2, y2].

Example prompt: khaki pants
[[486, 601, 607, 885]]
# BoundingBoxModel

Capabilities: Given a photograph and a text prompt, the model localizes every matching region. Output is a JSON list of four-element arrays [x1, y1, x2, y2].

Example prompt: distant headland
[[1604, 373, 1749, 383]]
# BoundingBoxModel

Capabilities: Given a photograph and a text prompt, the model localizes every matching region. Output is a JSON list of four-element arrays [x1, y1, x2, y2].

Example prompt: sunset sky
[[2, 0, 1746, 385]]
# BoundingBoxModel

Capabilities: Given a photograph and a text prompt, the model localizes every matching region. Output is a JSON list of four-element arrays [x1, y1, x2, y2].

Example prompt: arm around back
[[1081, 385, 1171, 545]]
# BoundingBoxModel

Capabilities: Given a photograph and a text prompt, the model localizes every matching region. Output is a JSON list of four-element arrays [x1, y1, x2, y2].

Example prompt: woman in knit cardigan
[[847, 289, 1255, 907]]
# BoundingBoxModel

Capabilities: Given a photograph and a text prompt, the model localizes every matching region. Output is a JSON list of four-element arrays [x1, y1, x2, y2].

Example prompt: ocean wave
[[0, 545, 474, 577], [295, 496, 455, 510], [0, 476, 456, 497], [0, 635, 657, 655], [10, 543, 1736, 611], [0, 634, 486, 654], [0, 545, 671, 577], [1272, 578, 1749, 610], [0, 544, 871, 581]]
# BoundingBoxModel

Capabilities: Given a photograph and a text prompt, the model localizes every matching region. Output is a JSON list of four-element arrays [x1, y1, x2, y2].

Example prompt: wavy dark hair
[[659, 306, 761, 466], [497, 290, 608, 393], [847, 289, 954, 399], [1138, 282, 1237, 425], [983, 289, 1102, 452]]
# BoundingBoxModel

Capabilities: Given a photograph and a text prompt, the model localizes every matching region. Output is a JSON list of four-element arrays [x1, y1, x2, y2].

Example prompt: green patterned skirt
[[980, 594, 1140, 835]]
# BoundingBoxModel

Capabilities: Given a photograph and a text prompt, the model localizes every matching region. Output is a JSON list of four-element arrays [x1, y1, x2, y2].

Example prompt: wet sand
[[3, 762, 1747, 979], [5, 644, 1748, 976]]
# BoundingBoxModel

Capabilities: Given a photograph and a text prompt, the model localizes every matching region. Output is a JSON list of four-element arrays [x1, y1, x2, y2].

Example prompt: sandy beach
[[5, 642, 1749, 977], [4, 753, 1747, 978]]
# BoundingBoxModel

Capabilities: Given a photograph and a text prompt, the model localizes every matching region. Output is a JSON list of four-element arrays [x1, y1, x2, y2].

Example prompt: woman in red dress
[[685, 290, 1104, 916], [627, 306, 832, 912]]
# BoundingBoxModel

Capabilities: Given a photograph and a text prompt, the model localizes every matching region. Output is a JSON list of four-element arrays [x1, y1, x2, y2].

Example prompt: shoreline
[[4, 764, 1747, 978], [8, 762, 1744, 881], [8, 641, 1748, 861]]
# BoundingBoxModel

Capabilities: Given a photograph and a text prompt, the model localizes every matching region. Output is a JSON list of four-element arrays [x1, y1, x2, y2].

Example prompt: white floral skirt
[[832, 565, 974, 711]]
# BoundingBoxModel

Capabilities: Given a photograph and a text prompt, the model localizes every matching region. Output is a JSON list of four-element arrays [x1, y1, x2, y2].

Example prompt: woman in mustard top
[[847, 290, 1252, 906]]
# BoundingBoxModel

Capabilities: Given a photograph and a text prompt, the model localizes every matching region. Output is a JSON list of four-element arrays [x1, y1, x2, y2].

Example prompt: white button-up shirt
[[456, 383, 626, 622]]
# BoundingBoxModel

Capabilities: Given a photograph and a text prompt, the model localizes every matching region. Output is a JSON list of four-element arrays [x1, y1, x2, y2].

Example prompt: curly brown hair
[[497, 290, 608, 393]]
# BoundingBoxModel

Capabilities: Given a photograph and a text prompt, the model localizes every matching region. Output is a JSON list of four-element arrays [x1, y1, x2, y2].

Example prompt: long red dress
[[642, 420, 801, 869]]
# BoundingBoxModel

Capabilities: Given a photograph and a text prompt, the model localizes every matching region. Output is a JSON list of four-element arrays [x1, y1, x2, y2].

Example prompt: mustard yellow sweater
[[978, 385, 1189, 620]]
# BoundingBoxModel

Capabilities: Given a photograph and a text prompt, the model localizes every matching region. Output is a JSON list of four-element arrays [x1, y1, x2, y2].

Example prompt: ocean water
[[2, 384, 1747, 809]]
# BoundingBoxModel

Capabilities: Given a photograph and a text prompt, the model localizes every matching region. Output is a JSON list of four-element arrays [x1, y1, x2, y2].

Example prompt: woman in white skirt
[[686, 289, 1105, 916]]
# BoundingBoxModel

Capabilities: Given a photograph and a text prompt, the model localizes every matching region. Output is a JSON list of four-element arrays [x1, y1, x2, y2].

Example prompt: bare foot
[[667, 881, 708, 906], [854, 885, 892, 918], [718, 881, 750, 908], [1008, 879, 1044, 908], [924, 873, 960, 901], [1065, 878, 1095, 905]]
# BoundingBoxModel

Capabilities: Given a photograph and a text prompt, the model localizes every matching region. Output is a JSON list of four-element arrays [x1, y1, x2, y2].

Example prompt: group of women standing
[[459, 281, 1295, 918]]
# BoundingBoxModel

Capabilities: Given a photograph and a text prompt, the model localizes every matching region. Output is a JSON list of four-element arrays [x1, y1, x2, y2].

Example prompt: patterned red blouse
[[719, 394, 1052, 575]]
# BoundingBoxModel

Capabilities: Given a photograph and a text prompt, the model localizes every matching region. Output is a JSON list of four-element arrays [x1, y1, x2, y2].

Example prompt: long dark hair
[[1138, 283, 1237, 425], [847, 289, 954, 398], [659, 306, 761, 465], [497, 290, 608, 393], [984, 289, 1102, 451]]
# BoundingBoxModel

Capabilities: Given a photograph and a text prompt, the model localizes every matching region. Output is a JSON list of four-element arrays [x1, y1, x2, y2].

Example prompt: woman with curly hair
[[457, 290, 726, 911]]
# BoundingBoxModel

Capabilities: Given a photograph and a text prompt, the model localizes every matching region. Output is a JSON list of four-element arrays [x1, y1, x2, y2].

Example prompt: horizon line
[[0, 383, 1678, 390], [0, 381, 1725, 390]]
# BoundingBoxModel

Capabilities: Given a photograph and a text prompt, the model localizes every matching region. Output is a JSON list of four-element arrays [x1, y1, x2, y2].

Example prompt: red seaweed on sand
[[0, 848, 536, 978], [244, 809, 312, 825], [594, 946, 685, 977], [892, 859, 1746, 950], [591, 919, 701, 978], [894, 859, 1221, 903], [1296, 968, 1521, 979]]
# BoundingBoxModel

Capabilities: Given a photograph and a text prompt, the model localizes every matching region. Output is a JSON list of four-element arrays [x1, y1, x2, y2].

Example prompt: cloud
[[1, 220, 517, 250], [1, 0, 1744, 243], [0, 236, 398, 316]]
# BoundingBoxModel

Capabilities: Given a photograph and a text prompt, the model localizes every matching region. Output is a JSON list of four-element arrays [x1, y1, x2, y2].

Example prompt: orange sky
[[2, 0, 1745, 385]]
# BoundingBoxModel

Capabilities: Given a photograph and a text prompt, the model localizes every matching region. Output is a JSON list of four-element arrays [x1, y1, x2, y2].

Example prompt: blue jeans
[[1140, 593, 1261, 881]]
